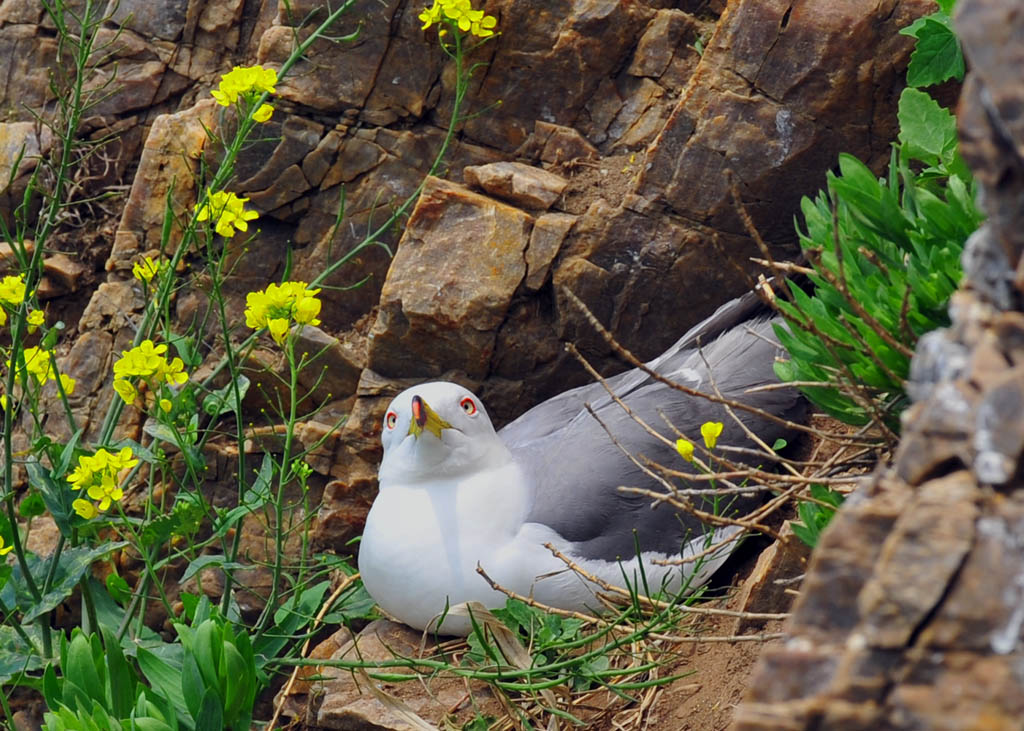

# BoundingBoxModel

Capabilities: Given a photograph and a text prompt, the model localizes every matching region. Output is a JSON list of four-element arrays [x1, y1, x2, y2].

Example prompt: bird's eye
[[460, 397, 477, 416], [385, 411, 397, 429]]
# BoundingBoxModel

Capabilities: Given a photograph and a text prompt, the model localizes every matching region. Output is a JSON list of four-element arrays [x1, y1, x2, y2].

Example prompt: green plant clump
[[773, 0, 983, 432], [0, 0, 498, 727]]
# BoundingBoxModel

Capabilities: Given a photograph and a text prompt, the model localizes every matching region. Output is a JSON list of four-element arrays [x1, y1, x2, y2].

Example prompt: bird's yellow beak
[[408, 395, 452, 440]]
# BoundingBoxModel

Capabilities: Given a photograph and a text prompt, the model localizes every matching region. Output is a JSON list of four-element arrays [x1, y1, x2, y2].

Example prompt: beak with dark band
[[408, 395, 453, 440]]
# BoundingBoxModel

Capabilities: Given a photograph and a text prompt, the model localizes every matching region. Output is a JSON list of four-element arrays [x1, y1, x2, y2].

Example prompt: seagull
[[358, 293, 805, 634]]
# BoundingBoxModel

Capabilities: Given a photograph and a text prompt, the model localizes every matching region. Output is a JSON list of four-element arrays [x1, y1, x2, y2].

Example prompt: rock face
[[0, 0, 934, 547], [733, 1, 1024, 728]]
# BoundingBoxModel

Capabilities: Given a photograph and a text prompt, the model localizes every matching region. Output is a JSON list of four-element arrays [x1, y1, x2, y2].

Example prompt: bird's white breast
[[358, 460, 533, 632]]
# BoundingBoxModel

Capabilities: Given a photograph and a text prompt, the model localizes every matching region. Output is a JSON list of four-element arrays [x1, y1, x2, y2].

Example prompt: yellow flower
[[0, 274, 27, 307], [59, 373, 76, 395], [159, 398, 172, 413], [700, 421, 724, 449], [132, 256, 162, 283], [0, 534, 12, 556], [72, 499, 98, 520], [675, 438, 694, 462], [211, 65, 278, 106], [67, 447, 137, 514], [112, 340, 189, 405], [26, 309, 44, 333], [87, 474, 124, 511], [252, 103, 274, 123], [161, 357, 189, 386], [113, 378, 137, 404], [420, 0, 497, 37], [244, 281, 322, 345], [0, 274, 30, 328], [195, 189, 259, 238], [9, 346, 67, 389]]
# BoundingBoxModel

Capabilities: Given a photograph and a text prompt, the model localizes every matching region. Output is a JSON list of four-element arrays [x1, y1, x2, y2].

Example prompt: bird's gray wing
[[501, 305, 804, 562], [499, 289, 773, 444]]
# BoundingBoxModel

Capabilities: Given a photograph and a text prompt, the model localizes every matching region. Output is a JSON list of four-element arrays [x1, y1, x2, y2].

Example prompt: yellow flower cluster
[[112, 340, 189, 406], [419, 0, 497, 37], [211, 65, 278, 106], [132, 256, 167, 284], [195, 189, 259, 238], [244, 281, 322, 345], [0, 535, 11, 556], [68, 446, 138, 519], [675, 421, 725, 462], [0, 274, 46, 332], [8, 346, 76, 393]]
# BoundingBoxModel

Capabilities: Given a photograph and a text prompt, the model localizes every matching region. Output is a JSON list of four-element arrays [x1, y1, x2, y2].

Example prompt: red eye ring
[[385, 411, 397, 429], [460, 397, 477, 416]]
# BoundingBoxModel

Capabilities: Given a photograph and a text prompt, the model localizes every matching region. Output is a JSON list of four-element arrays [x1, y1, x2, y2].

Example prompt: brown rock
[[462, 0, 655, 151], [292, 324, 365, 404], [108, 0, 189, 42], [301, 129, 343, 187], [637, 0, 930, 242], [524, 212, 576, 291], [0, 25, 58, 119], [607, 77, 668, 150], [0, 121, 53, 212], [731, 525, 810, 636], [236, 115, 324, 194], [463, 161, 568, 210], [517, 121, 599, 165], [261, 0, 401, 112], [857, 472, 979, 648], [108, 100, 220, 271], [628, 9, 699, 79], [39, 253, 87, 296], [367, 177, 532, 380], [78, 281, 144, 333], [303, 620, 498, 730]]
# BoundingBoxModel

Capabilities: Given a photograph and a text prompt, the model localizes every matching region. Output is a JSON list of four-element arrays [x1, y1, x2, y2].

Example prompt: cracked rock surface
[[733, 1, 1024, 728]]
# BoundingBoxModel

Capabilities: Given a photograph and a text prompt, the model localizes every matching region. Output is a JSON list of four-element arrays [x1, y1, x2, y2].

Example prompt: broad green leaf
[[898, 88, 957, 165], [137, 647, 191, 728], [26, 460, 74, 538], [18, 490, 47, 518], [906, 17, 965, 87], [194, 689, 224, 731], [0, 624, 45, 684], [1, 543, 127, 622], [65, 631, 104, 705]]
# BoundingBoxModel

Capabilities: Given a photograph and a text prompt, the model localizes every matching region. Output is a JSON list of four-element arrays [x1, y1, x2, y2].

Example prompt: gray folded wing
[[500, 295, 805, 562]]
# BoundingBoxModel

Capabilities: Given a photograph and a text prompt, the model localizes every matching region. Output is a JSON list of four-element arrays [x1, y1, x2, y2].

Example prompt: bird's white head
[[378, 381, 508, 484]]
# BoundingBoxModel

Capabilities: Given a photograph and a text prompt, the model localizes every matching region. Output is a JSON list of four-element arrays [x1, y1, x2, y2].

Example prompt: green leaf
[[101, 627, 136, 719], [0, 624, 45, 684], [898, 88, 958, 165], [18, 490, 47, 518], [26, 460, 74, 538], [193, 689, 224, 731], [136, 647, 190, 727], [105, 572, 131, 607], [65, 631, 105, 705], [180, 653, 206, 722], [179, 556, 246, 585], [201, 375, 250, 418], [1, 543, 128, 622], [908, 20, 964, 87], [142, 422, 181, 446]]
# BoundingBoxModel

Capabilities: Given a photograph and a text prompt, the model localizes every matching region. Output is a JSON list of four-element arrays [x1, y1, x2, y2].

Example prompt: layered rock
[[0, 0, 935, 549], [733, 1, 1024, 727]]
